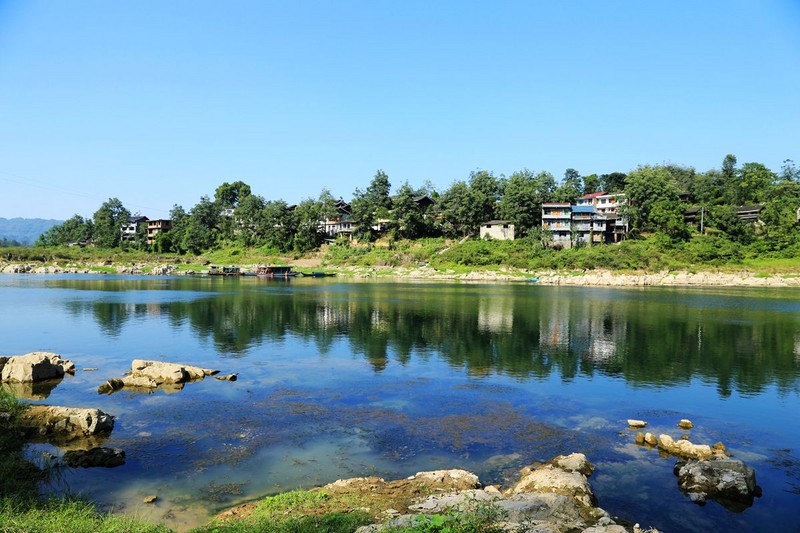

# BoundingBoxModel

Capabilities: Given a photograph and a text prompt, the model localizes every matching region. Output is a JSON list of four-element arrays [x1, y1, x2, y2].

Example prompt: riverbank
[[3, 259, 800, 288]]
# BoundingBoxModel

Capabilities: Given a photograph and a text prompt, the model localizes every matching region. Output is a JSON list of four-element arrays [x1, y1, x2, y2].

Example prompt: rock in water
[[63, 447, 125, 468], [674, 458, 761, 511], [0, 352, 75, 383], [677, 419, 694, 430], [627, 419, 648, 429]]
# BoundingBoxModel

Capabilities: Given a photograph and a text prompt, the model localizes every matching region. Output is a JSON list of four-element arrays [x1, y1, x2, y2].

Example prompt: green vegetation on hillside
[[31, 156, 800, 265]]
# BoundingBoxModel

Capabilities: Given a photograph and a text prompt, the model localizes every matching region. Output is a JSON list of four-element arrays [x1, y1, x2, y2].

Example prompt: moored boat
[[256, 265, 297, 278]]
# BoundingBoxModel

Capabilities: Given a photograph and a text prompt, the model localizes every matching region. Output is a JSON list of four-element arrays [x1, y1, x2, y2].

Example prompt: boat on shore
[[300, 271, 336, 278], [208, 266, 243, 276], [256, 265, 297, 278]]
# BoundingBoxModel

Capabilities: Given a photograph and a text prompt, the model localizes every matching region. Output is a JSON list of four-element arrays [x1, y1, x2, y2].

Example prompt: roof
[[481, 220, 513, 225], [129, 215, 149, 223], [737, 205, 763, 213], [542, 202, 571, 207], [579, 191, 607, 199]]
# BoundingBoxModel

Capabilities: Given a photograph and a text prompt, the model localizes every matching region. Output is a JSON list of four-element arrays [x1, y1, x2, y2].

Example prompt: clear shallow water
[[1, 275, 799, 532]]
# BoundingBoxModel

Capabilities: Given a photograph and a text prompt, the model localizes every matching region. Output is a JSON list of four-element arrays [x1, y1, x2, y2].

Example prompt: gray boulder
[[0, 352, 75, 383], [674, 458, 761, 511], [22, 405, 115, 444]]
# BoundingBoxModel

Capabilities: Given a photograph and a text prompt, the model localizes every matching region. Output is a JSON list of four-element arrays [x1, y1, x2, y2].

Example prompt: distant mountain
[[0, 217, 63, 245]]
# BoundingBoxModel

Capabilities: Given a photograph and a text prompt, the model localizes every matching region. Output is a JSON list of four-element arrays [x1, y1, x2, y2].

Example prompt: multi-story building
[[543, 193, 628, 247], [121, 216, 148, 242], [146, 219, 173, 246], [542, 203, 572, 248]]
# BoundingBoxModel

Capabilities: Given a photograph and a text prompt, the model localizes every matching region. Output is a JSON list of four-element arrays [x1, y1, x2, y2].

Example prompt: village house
[[479, 220, 515, 240], [121, 215, 148, 242], [321, 199, 355, 240], [543, 193, 628, 247], [542, 203, 572, 248], [146, 219, 172, 246]]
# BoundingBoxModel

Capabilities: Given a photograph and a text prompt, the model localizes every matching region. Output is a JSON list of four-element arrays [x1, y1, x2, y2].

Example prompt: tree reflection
[[65, 280, 800, 397]]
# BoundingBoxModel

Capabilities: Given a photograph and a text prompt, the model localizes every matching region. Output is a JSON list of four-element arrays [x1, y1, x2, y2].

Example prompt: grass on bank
[[4, 232, 800, 277]]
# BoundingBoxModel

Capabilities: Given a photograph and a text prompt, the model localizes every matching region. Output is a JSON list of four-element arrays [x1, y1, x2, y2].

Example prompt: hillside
[[0, 218, 63, 245]]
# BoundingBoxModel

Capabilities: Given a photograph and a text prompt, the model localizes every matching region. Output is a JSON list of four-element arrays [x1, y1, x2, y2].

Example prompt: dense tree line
[[36, 155, 800, 254]]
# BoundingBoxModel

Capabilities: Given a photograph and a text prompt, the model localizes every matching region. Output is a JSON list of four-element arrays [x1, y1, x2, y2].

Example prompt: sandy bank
[[2, 261, 799, 287]]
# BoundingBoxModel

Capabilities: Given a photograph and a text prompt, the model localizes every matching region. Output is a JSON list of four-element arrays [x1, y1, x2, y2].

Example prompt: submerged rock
[[674, 458, 761, 511], [21, 405, 115, 447], [0, 352, 75, 383], [63, 447, 125, 468], [98, 360, 220, 394], [214, 373, 238, 382], [657, 434, 717, 460]]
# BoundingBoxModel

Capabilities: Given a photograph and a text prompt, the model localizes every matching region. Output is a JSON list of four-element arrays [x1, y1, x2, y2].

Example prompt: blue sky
[[1, 1, 799, 220]]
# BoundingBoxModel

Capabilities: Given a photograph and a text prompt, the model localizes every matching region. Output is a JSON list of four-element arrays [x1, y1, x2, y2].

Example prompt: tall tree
[[467, 169, 501, 226], [351, 170, 392, 241], [235, 194, 267, 247], [582, 174, 602, 195], [735, 162, 776, 205], [600, 172, 627, 193], [439, 180, 472, 237], [214, 181, 252, 209], [36, 215, 92, 246], [499, 169, 546, 237], [92, 198, 130, 248], [552, 169, 582, 203], [621, 166, 683, 235], [390, 182, 426, 240]]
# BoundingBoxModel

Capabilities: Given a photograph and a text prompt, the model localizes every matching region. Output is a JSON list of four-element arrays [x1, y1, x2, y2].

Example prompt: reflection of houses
[[121, 216, 148, 242], [478, 297, 514, 333], [542, 203, 572, 248], [146, 219, 172, 245], [479, 220, 515, 240]]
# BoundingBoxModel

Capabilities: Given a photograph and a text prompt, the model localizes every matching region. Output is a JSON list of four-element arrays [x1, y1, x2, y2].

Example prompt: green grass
[[193, 490, 373, 533], [0, 498, 171, 533]]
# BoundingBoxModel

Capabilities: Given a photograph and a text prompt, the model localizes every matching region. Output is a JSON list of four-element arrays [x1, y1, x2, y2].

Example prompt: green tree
[[235, 194, 267, 247], [621, 166, 682, 234], [553, 169, 582, 203], [582, 173, 602, 195], [735, 162, 775, 205], [467, 169, 501, 226], [720, 154, 738, 204], [92, 198, 130, 248], [262, 200, 295, 252], [180, 196, 218, 253], [293, 198, 326, 252], [351, 170, 392, 241], [600, 172, 627, 193], [439, 180, 472, 237], [36, 215, 92, 246], [390, 182, 426, 240], [499, 169, 547, 237], [214, 181, 252, 209]]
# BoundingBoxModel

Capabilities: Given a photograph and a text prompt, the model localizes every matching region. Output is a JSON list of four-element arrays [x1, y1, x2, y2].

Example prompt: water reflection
[[53, 279, 800, 398]]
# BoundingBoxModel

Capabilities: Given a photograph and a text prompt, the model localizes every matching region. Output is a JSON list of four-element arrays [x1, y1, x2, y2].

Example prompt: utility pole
[[700, 206, 705, 234]]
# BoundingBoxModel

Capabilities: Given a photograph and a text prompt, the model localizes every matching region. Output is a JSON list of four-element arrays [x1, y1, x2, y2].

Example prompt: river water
[[1, 274, 799, 532]]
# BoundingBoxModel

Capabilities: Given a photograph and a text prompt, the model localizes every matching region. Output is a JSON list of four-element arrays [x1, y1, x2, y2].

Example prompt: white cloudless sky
[[1, 0, 799, 219]]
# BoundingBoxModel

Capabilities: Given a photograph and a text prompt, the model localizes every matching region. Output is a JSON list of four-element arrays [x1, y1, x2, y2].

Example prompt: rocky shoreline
[[2, 260, 799, 287], [1, 352, 765, 531]]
